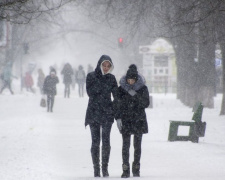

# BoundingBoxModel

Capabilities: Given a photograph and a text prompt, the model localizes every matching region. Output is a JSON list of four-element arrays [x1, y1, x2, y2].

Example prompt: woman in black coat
[[43, 68, 59, 112], [85, 55, 118, 177], [61, 63, 73, 98], [115, 64, 149, 178]]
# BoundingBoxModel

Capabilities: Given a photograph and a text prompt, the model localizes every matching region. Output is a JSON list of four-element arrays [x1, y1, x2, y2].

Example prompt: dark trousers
[[78, 83, 84, 97], [90, 122, 112, 149], [122, 134, 142, 165], [47, 94, 55, 112], [90, 121, 112, 170], [0, 81, 13, 94], [89, 122, 112, 176], [64, 83, 70, 98]]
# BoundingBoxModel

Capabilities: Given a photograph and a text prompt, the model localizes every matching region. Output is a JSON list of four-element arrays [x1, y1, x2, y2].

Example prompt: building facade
[[140, 39, 177, 93]]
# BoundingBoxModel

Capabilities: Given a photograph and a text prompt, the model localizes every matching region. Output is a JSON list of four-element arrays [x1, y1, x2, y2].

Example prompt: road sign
[[139, 45, 151, 54], [215, 58, 221, 67]]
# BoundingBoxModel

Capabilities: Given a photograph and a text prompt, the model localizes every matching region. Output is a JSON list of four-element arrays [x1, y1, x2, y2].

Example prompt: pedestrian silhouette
[[61, 63, 74, 98], [76, 65, 86, 97]]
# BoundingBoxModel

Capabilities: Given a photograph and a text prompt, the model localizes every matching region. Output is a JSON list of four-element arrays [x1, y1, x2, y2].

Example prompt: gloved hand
[[116, 119, 122, 131], [128, 89, 137, 96]]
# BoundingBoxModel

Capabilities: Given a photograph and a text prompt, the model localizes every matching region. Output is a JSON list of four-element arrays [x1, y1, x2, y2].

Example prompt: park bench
[[168, 102, 206, 143]]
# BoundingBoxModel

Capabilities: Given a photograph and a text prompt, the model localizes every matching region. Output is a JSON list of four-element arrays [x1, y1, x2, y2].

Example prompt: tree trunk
[[219, 43, 225, 115], [173, 41, 186, 101], [183, 40, 198, 108], [197, 40, 215, 108], [198, 8, 216, 108], [173, 38, 198, 107]]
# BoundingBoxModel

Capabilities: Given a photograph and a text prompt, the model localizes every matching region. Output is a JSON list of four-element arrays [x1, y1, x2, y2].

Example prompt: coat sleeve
[[86, 73, 102, 97], [111, 76, 118, 118], [114, 87, 124, 120], [111, 76, 118, 99], [136, 86, 150, 109]]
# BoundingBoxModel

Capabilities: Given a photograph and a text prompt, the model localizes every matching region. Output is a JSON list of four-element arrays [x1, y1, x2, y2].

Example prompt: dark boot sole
[[121, 175, 130, 178], [133, 174, 140, 177]]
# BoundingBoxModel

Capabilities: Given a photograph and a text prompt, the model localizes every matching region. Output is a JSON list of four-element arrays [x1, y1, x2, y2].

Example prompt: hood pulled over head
[[50, 68, 56, 75], [95, 55, 114, 76]]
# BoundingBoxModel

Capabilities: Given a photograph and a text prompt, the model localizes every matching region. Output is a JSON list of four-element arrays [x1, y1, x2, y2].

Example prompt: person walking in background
[[61, 63, 74, 98], [24, 71, 34, 93], [115, 64, 149, 178], [37, 68, 45, 94], [85, 55, 118, 177], [43, 68, 59, 112], [76, 65, 86, 97], [0, 61, 15, 95], [87, 64, 94, 73]]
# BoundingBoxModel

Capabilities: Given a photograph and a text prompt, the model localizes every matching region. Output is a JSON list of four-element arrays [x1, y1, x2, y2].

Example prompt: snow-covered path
[[0, 91, 224, 180]]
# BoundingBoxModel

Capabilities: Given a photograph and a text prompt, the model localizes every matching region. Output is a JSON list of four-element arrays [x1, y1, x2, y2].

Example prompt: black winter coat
[[85, 55, 118, 126], [61, 65, 74, 84], [43, 75, 59, 96], [115, 77, 149, 135]]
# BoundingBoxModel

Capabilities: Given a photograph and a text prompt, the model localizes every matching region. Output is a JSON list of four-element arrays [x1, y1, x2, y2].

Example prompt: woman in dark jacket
[[115, 64, 149, 178], [43, 68, 59, 112], [61, 63, 74, 98], [85, 55, 118, 177]]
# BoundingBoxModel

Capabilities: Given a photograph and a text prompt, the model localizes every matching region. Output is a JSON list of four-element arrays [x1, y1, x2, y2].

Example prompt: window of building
[[154, 56, 168, 67]]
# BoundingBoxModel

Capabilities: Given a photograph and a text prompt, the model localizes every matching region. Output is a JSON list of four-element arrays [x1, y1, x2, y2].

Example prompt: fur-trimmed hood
[[95, 55, 114, 77], [119, 74, 145, 92]]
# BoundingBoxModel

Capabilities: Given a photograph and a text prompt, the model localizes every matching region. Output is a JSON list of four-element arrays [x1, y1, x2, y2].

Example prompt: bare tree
[[78, 0, 225, 113], [0, 0, 73, 23]]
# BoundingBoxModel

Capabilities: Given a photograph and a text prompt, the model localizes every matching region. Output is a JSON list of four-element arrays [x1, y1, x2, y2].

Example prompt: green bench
[[168, 102, 206, 143]]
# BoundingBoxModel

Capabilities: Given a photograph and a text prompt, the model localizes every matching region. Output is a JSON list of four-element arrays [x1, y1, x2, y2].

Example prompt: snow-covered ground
[[0, 83, 224, 180]]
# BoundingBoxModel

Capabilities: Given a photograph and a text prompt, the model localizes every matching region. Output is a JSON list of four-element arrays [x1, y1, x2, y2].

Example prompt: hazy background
[[0, 0, 224, 113], [12, 4, 137, 78]]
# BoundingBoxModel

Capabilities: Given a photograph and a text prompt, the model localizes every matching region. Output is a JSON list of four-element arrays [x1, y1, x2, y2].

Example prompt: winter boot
[[91, 147, 100, 177], [121, 164, 130, 178], [64, 90, 66, 98], [102, 146, 111, 177], [132, 162, 140, 177], [47, 103, 50, 112], [68, 89, 70, 98], [50, 105, 53, 112], [50, 99, 54, 112]]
